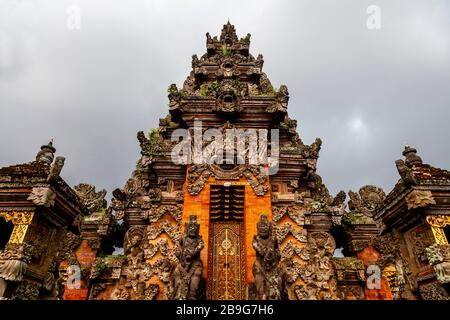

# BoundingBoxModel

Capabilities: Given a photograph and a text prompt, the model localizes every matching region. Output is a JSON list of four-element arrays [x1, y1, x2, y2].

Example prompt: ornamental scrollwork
[[426, 215, 450, 245], [0, 211, 34, 225]]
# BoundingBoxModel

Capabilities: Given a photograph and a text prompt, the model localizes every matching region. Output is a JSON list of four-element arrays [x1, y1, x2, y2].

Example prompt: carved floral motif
[[425, 244, 450, 283], [27, 187, 56, 207], [73, 183, 107, 213]]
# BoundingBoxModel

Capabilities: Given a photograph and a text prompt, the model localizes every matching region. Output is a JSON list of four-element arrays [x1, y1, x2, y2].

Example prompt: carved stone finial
[[191, 54, 199, 68], [73, 183, 107, 214], [35, 140, 56, 164], [402, 145, 422, 166], [220, 21, 238, 45], [395, 159, 417, 186], [331, 191, 347, 225], [47, 156, 65, 183]]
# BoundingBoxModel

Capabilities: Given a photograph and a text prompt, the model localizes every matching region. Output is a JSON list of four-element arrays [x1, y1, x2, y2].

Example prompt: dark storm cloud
[[1, 0, 449, 200]]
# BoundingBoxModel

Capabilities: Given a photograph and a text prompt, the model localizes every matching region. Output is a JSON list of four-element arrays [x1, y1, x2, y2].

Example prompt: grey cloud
[[1, 0, 449, 200]]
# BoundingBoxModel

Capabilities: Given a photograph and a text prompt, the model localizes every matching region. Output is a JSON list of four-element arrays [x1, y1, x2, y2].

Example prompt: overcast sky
[[1, 0, 449, 202]]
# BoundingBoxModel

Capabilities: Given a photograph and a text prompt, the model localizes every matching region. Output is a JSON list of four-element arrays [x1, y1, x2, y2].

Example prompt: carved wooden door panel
[[208, 185, 246, 300], [208, 221, 246, 300]]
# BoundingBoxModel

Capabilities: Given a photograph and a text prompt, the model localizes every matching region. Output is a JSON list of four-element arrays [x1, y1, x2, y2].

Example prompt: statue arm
[[193, 238, 204, 255], [175, 239, 183, 257], [252, 236, 265, 256]]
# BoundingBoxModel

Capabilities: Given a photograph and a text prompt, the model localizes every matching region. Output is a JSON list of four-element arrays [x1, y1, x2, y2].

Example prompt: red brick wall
[[62, 239, 97, 300], [357, 246, 393, 300]]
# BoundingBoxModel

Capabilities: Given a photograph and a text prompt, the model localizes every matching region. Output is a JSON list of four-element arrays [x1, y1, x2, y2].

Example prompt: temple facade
[[0, 23, 449, 300]]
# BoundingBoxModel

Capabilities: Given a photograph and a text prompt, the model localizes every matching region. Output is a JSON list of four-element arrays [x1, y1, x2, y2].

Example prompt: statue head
[[186, 215, 200, 238], [54, 156, 65, 167], [125, 226, 145, 252], [130, 235, 141, 247], [257, 214, 271, 239]]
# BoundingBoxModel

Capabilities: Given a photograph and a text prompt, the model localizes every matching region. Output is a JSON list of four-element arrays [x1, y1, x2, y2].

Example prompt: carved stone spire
[[220, 21, 239, 45], [35, 140, 56, 164], [402, 145, 422, 167]]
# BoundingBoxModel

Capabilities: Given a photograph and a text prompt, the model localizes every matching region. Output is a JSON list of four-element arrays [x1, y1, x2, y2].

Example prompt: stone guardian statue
[[172, 215, 204, 300]]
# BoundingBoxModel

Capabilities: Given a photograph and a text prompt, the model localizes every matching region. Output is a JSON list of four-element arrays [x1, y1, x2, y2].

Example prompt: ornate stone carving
[[26, 224, 50, 261], [171, 215, 204, 300], [111, 283, 131, 300], [124, 171, 150, 201], [137, 129, 168, 160], [307, 173, 335, 213], [10, 280, 41, 300], [147, 220, 182, 242], [183, 71, 197, 93], [419, 282, 449, 300], [250, 215, 284, 300], [74, 183, 107, 213], [124, 226, 146, 269], [272, 206, 306, 226], [372, 233, 413, 299], [276, 222, 307, 243], [143, 283, 160, 300], [35, 140, 55, 164], [348, 185, 385, 217], [141, 204, 182, 223], [0, 243, 32, 299], [89, 283, 107, 299], [60, 231, 82, 265], [0, 243, 31, 281], [295, 232, 337, 300], [266, 85, 289, 113], [333, 257, 365, 282], [425, 244, 450, 283], [403, 145, 422, 167], [243, 166, 269, 196], [47, 156, 65, 183], [395, 159, 417, 186], [187, 164, 268, 196], [121, 225, 150, 298], [187, 164, 211, 195], [372, 233, 401, 269], [144, 239, 177, 261], [111, 188, 127, 220], [280, 240, 303, 260], [211, 79, 245, 114], [330, 191, 346, 225], [167, 84, 182, 112], [405, 190, 436, 210], [406, 226, 434, 266], [27, 187, 56, 207], [333, 257, 365, 300]]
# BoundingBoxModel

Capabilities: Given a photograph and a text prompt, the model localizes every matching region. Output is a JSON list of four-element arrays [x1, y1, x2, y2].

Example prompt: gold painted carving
[[0, 211, 35, 244], [426, 215, 450, 245]]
